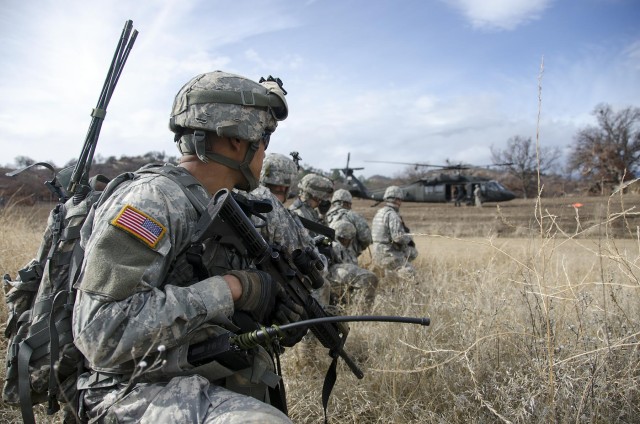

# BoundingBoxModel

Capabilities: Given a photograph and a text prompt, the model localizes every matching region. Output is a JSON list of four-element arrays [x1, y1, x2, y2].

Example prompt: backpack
[[2, 165, 207, 424], [2, 172, 131, 423]]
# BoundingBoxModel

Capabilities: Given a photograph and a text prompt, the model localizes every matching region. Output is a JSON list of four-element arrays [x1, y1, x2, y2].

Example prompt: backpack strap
[[137, 164, 208, 215], [17, 339, 36, 424]]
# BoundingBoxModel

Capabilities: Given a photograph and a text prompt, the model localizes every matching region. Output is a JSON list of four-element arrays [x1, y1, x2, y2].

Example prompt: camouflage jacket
[[326, 205, 372, 256], [73, 165, 259, 379], [247, 186, 315, 255], [289, 198, 321, 223], [371, 203, 413, 248]]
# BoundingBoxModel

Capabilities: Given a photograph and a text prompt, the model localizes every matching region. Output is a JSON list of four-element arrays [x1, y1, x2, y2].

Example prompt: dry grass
[[1, 192, 640, 423]]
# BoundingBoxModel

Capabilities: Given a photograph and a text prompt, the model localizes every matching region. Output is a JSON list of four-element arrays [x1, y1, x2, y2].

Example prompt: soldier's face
[[268, 184, 288, 203]]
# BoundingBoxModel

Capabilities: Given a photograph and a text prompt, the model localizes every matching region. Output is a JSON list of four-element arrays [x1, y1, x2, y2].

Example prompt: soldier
[[371, 185, 418, 278], [325, 188, 372, 258], [327, 221, 378, 308], [72, 71, 304, 423], [248, 152, 315, 255], [289, 173, 334, 233], [474, 184, 483, 207]]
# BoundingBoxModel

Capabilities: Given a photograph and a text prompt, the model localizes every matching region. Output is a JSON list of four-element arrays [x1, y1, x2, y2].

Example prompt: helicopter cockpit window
[[487, 181, 506, 191]]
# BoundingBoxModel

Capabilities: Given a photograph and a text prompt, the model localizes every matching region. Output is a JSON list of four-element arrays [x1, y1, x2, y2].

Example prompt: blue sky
[[1, 0, 638, 178]]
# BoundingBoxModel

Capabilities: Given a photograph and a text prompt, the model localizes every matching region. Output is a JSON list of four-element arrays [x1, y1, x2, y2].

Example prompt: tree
[[491, 136, 560, 199], [568, 104, 640, 194], [14, 155, 36, 168]]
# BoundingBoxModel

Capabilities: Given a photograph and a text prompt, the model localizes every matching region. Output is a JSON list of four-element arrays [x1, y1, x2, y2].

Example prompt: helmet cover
[[170, 70, 288, 143], [384, 185, 404, 200], [298, 173, 334, 200], [333, 220, 356, 240], [260, 153, 297, 187], [331, 188, 352, 203]]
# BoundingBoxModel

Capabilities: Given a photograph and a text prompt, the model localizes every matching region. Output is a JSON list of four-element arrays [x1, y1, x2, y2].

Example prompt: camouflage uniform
[[371, 188, 418, 276], [289, 198, 321, 226], [288, 173, 334, 232], [248, 186, 314, 255], [73, 71, 293, 423], [327, 222, 378, 306], [326, 207, 372, 258], [288, 174, 333, 306]]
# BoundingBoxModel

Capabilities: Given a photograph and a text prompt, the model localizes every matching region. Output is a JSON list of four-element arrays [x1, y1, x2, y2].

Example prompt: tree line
[[3, 103, 639, 203], [491, 103, 640, 198]]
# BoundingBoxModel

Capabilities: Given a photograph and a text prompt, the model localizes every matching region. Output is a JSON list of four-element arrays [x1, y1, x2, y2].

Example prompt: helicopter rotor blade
[[365, 160, 444, 168]]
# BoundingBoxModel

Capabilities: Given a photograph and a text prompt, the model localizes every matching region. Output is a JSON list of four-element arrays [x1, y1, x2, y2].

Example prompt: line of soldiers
[[70, 70, 418, 423]]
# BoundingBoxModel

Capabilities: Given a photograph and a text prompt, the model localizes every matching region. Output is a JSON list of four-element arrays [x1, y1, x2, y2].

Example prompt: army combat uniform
[[371, 202, 418, 275], [327, 236, 378, 306], [248, 186, 314, 255], [326, 206, 371, 257], [73, 166, 290, 423]]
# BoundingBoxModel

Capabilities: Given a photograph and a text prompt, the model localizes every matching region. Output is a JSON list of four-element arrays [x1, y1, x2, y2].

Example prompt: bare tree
[[491, 136, 560, 199], [13, 155, 36, 168], [568, 103, 640, 194]]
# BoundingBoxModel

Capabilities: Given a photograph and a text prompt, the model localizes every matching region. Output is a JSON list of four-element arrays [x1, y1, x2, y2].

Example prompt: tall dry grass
[[283, 189, 640, 423], [1, 190, 639, 423]]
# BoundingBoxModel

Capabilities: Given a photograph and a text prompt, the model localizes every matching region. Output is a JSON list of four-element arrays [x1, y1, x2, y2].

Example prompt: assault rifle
[[188, 188, 430, 422], [191, 188, 362, 377]]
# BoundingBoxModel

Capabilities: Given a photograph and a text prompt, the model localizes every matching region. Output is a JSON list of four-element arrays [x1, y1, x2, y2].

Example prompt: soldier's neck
[[179, 157, 242, 195]]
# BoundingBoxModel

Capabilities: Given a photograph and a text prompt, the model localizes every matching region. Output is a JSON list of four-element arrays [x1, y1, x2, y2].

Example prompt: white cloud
[[445, 0, 553, 30]]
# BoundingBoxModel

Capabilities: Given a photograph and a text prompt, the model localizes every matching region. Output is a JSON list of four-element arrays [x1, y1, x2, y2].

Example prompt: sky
[[1, 0, 639, 178]]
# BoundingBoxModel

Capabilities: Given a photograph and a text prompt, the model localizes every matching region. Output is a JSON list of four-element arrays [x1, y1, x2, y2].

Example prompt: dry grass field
[[2, 192, 640, 423]]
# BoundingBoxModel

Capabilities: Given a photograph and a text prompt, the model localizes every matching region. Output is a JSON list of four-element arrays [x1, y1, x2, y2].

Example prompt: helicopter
[[332, 155, 516, 204]]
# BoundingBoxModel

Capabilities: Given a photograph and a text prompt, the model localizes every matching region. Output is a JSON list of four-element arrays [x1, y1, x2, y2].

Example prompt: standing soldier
[[474, 184, 483, 207], [371, 185, 418, 278], [325, 188, 372, 258], [73, 71, 304, 423]]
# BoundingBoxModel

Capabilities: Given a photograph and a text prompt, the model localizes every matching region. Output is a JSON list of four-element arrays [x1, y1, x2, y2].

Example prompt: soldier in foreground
[[371, 185, 418, 278], [325, 188, 372, 258], [72, 71, 302, 423]]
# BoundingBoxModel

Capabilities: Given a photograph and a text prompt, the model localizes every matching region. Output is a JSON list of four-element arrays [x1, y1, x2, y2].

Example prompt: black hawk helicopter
[[332, 154, 516, 204]]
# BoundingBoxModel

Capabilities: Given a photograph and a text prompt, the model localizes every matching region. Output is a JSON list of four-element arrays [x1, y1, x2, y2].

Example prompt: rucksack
[[2, 172, 131, 424], [2, 164, 208, 424]]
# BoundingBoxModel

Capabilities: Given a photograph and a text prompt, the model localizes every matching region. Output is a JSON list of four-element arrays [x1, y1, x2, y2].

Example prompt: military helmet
[[169, 71, 288, 191], [298, 173, 334, 201], [331, 188, 352, 203], [384, 185, 404, 200], [170, 71, 287, 143], [333, 220, 356, 240], [260, 153, 297, 187]]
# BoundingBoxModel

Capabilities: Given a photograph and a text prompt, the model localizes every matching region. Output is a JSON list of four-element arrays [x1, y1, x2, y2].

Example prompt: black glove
[[273, 293, 308, 347], [226, 270, 277, 323]]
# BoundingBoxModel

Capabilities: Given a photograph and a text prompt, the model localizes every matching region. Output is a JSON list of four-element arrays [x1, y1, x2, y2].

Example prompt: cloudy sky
[[1, 0, 638, 177]]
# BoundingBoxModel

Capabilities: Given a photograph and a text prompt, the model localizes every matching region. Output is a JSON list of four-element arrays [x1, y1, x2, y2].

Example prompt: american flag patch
[[111, 205, 166, 249]]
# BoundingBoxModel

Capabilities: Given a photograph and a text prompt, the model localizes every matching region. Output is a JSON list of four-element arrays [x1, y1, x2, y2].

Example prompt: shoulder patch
[[111, 204, 166, 249]]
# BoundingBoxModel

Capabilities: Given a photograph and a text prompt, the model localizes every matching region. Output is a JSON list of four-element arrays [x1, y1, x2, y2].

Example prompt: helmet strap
[[177, 132, 260, 191]]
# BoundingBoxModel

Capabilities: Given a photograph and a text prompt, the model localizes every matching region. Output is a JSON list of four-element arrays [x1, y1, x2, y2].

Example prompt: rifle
[[188, 188, 431, 422], [191, 188, 362, 375]]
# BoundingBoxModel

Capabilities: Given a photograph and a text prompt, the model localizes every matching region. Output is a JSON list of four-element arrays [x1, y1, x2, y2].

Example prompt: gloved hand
[[226, 270, 277, 323], [273, 294, 308, 347]]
